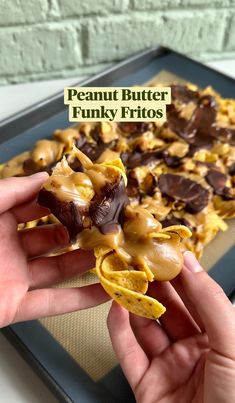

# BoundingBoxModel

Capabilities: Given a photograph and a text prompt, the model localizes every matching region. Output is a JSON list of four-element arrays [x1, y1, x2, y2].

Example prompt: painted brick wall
[[0, 0, 235, 84]]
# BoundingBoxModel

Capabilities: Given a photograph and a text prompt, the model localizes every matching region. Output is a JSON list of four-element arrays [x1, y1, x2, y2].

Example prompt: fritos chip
[[95, 250, 166, 320]]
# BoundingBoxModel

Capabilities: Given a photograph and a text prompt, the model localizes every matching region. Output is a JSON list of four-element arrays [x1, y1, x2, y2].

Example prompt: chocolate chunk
[[90, 126, 100, 143], [23, 158, 41, 175], [206, 169, 226, 193], [158, 173, 210, 213], [229, 163, 235, 176], [66, 155, 83, 172], [126, 173, 139, 198], [161, 216, 191, 229], [38, 189, 84, 240], [89, 177, 129, 234], [23, 158, 56, 176], [162, 151, 182, 168], [75, 132, 87, 149], [118, 122, 150, 137], [166, 105, 189, 141], [77, 136, 117, 162], [171, 85, 199, 104], [76, 133, 106, 161], [168, 94, 235, 155], [212, 126, 235, 146], [121, 150, 161, 169], [80, 142, 106, 161], [206, 169, 234, 200], [186, 96, 216, 145]]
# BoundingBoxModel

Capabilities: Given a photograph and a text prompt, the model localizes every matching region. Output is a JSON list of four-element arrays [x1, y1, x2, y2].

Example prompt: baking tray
[[1, 46, 235, 403]]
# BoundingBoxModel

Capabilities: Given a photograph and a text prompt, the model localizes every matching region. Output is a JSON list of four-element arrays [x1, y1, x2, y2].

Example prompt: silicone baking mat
[[39, 69, 235, 382]]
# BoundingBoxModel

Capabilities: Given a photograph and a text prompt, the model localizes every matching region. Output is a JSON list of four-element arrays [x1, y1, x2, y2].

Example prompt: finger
[[180, 251, 235, 357], [171, 273, 205, 331], [129, 313, 170, 359], [0, 172, 48, 214], [29, 249, 96, 289], [20, 224, 69, 258], [148, 281, 200, 341], [13, 283, 110, 323], [12, 198, 50, 223], [107, 302, 149, 391]]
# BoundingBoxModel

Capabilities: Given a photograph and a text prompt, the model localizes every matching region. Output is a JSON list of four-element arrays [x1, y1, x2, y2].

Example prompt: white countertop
[[0, 58, 235, 403]]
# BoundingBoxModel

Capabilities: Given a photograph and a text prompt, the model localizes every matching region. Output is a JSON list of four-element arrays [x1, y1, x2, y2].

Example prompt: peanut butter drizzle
[[54, 128, 78, 147], [77, 205, 183, 281], [31, 140, 64, 167], [1, 151, 30, 178]]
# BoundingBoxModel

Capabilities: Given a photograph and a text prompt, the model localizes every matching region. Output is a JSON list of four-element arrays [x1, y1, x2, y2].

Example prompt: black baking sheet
[[1, 46, 235, 403]]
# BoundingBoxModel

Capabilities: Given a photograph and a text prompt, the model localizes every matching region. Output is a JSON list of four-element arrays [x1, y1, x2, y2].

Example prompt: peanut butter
[[31, 140, 64, 167], [76, 205, 183, 281], [1, 151, 30, 177], [54, 128, 79, 148]]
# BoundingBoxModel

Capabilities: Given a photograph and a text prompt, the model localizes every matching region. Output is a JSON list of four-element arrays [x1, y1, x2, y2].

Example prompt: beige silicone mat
[[40, 70, 235, 382]]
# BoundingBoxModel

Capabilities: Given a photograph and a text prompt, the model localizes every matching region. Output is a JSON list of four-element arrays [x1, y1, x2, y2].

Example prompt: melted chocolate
[[81, 142, 107, 161], [167, 94, 235, 155], [66, 155, 84, 172], [118, 122, 150, 137], [75, 132, 105, 161], [126, 173, 139, 198], [75, 132, 87, 149], [229, 162, 235, 176], [158, 173, 210, 213], [162, 151, 182, 168], [38, 189, 84, 240], [23, 158, 56, 176], [206, 169, 234, 200], [121, 150, 161, 169], [171, 85, 199, 103], [89, 177, 129, 234], [161, 216, 191, 229], [213, 126, 235, 146]]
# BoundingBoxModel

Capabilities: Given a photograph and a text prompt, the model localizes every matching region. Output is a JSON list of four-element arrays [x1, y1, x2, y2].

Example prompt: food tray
[[1, 46, 235, 403]]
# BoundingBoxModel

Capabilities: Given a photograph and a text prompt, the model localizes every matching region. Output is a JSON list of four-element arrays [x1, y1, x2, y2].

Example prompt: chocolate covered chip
[[158, 173, 210, 213]]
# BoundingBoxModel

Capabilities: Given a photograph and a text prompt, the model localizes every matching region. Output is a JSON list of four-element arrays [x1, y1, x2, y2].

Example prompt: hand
[[0, 172, 109, 328], [108, 252, 235, 403]]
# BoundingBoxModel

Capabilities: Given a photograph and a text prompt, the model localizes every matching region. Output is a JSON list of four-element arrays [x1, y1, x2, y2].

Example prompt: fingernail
[[29, 171, 49, 180], [184, 251, 204, 273]]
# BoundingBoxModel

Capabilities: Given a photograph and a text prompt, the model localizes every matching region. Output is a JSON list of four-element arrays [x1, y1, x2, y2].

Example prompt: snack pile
[[1, 84, 235, 318], [1, 84, 235, 259]]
